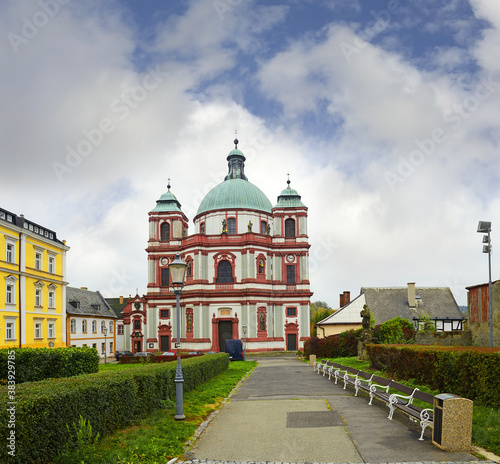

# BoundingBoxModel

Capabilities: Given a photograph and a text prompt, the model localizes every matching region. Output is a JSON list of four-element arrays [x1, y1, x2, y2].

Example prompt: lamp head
[[169, 252, 187, 289], [477, 221, 491, 233]]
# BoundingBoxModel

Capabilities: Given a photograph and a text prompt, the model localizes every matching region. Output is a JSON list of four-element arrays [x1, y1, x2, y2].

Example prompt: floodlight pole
[[478, 221, 493, 348], [487, 229, 493, 348]]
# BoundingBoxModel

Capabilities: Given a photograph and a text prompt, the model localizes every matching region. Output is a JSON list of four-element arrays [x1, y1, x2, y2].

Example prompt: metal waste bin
[[433, 393, 473, 452]]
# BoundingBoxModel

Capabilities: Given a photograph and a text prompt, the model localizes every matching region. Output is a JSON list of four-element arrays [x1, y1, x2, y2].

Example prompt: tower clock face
[[286, 254, 294, 262], [161, 258, 168, 266]]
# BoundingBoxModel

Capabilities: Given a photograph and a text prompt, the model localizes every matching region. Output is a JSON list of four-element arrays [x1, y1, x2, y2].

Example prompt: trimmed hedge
[[367, 344, 500, 408], [0, 352, 229, 464], [0, 347, 99, 384], [304, 329, 360, 359]]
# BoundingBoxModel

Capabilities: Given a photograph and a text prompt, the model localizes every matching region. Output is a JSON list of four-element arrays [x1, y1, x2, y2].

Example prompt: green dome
[[150, 186, 182, 212], [196, 178, 272, 216], [274, 183, 306, 208]]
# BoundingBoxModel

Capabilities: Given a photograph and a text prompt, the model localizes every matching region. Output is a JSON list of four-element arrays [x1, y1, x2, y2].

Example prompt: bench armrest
[[369, 382, 390, 393], [420, 408, 433, 422]]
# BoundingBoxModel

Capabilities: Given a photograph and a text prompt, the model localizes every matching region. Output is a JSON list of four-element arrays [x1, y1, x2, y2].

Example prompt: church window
[[134, 320, 141, 330], [118, 325, 124, 335], [160, 222, 170, 241], [227, 217, 236, 234], [160, 309, 170, 318], [161, 268, 170, 287], [187, 260, 192, 277], [286, 307, 297, 316], [285, 218, 295, 237], [258, 259, 264, 275], [286, 264, 296, 284], [216, 260, 234, 283], [260, 221, 267, 234]]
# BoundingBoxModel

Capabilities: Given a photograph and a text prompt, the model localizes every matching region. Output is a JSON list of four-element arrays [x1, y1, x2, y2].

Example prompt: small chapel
[[120, 139, 312, 353]]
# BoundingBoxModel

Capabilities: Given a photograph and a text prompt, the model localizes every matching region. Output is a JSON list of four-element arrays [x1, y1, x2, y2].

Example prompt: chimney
[[119, 296, 123, 304], [407, 282, 416, 308], [343, 291, 350, 305], [339, 293, 345, 307]]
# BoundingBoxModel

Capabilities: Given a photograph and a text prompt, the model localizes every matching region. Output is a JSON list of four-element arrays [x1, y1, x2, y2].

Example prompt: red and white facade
[[121, 142, 312, 353]]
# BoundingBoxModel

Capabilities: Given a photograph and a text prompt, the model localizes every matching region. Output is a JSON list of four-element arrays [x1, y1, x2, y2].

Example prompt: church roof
[[197, 178, 272, 215], [150, 182, 182, 213], [274, 179, 306, 208], [196, 140, 272, 216]]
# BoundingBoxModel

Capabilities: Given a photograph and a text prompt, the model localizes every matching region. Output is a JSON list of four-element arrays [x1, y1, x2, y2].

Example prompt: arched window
[[187, 260, 192, 277], [70, 319, 76, 333], [160, 222, 170, 241], [285, 218, 295, 237], [258, 258, 264, 275], [260, 221, 267, 234], [227, 218, 236, 234], [216, 260, 234, 283], [82, 319, 87, 333]]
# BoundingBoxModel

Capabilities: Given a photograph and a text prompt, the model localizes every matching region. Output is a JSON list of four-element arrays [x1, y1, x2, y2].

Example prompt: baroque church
[[120, 139, 312, 353]]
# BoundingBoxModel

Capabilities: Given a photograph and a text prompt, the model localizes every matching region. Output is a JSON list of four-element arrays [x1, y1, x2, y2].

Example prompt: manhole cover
[[286, 410, 344, 428]]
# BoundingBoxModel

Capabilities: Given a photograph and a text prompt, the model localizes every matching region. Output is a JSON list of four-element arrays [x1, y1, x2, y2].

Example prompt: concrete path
[[184, 356, 489, 464]]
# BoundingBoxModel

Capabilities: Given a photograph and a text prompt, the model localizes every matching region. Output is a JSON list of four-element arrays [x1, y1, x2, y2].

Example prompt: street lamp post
[[103, 326, 108, 364], [242, 323, 247, 361], [477, 221, 493, 348], [169, 252, 187, 420]]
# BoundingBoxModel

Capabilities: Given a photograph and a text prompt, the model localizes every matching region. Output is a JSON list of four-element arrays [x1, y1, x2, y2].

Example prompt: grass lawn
[[55, 360, 257, 464], [325, 356, 500, 457]]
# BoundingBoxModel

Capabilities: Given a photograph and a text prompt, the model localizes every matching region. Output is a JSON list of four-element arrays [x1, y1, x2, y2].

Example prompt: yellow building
[[0, 207, 69, 348]]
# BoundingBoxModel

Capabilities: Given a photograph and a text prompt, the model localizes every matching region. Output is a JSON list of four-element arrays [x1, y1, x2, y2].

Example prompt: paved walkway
[[182, 356, 496, 464]]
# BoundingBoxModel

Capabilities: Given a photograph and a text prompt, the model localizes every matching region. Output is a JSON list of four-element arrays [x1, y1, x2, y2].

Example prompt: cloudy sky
[[2, 0, 499, 307]]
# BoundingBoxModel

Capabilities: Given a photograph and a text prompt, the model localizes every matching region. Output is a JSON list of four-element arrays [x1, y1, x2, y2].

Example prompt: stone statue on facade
[[248, 220, 253, 232], [221, 218, 227, 234]]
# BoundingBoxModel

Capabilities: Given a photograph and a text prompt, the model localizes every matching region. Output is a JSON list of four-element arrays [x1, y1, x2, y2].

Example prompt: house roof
[[361, 287, 463, 324], [104, 297, 128, 318], [318, 293, 364, 325], [66, 287, 117, 318], [318, 286, 463, 327]]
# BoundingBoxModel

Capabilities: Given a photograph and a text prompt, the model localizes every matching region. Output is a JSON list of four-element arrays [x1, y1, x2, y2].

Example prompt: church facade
[[121, 140, 312, 353]]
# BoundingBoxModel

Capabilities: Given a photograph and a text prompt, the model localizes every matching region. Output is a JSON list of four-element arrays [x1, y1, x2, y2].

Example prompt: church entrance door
[[160, 335, 170, 352], [134, 340, 142, 353], [287, 333, 297, 351], [218, 321, 233, 352]]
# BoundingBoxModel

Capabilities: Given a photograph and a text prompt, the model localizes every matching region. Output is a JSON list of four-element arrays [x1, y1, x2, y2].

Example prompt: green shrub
[[0, 353, 229, 464], [304, 329, 361, 359], [373, 317, 414, 344], [366, 345, 500, 408], [0, 347, 99, 384]]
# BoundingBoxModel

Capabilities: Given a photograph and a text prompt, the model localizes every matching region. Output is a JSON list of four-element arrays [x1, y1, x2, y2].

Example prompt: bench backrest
[[391, 381, 415, 396], [413, 389, 434, 405], [357, 371, 372, 381], [346, 366, 359, 376], [371, 375, 391, 387]]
